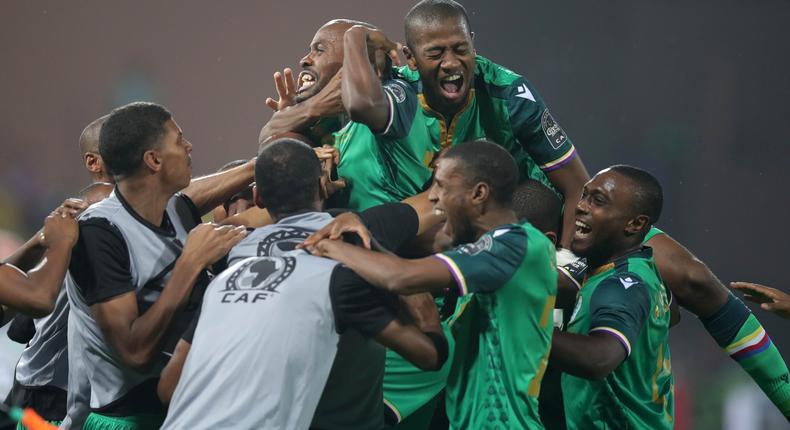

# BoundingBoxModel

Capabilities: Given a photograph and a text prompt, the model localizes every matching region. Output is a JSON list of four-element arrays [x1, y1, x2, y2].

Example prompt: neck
[[117, 176, 172, 227], [424, 92, 461, 120], [472, 207, 517, 240], [587, 242, 642, 270], [270, 201, 323, 223]]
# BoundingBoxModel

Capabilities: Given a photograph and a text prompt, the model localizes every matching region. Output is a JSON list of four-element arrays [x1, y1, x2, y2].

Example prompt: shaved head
[[79, 114, 108, 155]]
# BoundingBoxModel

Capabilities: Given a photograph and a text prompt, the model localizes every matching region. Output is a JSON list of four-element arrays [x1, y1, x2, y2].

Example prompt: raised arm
[[341, 25, 397, 131], [545, 156, 589, 248], [90, 224, 245, 368]]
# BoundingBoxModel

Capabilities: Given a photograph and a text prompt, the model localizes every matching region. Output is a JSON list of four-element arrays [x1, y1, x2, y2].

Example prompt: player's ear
[[253, 184, 266, 209], [84, 152, 102, 174], [142, 149, 162, 173], [625, 215, 649, 236], [403, 45, 418, 71], [470, 182, 489, 206], [543, 231, 558, 246]]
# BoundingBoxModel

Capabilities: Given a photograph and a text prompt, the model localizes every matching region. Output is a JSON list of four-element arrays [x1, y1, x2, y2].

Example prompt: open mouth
[[297, 71, 317, 93], [433, 207, 446, 217], [439, 73, 464, 98], [575, 219, 592, 240]]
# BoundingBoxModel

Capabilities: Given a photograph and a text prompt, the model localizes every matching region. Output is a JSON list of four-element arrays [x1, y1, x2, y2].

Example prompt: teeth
[[443, 74, 461, 82], [575, 220, 591, 232], [434, 209, 445, 217]]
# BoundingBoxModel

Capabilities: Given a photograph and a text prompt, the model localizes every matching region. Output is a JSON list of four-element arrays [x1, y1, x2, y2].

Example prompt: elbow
[[584, 356, 620, 380], [120, 349, 154, 370], [25, 295, 56, 318], [346, 98, 388, 130], [157, 380, 174, 405]]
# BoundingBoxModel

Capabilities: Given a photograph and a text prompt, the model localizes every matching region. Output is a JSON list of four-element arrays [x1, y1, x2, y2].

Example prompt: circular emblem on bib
[[257, 227, 313, 257], [224, 257, 296, 293]]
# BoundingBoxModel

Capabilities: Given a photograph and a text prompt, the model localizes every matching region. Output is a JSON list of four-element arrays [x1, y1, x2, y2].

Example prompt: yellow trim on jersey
[[590, 326, 632, 356], [434, 254, 469, 296], [725, 326, 765, 354], [382, 398, 403, 423], [539, 145, 576, 170]]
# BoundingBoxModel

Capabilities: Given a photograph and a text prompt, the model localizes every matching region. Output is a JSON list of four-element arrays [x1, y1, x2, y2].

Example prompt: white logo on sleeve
[[515, 84, 536, 101], [619, 277, 638, 289], [493, 229, 509, 238]]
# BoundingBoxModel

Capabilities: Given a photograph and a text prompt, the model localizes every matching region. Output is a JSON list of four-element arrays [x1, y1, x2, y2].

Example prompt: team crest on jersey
[[541, 110, 568, 149], [457, 235, 493, 256], [221, 257, 295, 303], [257, 227, 313, 257], [385, 83, 407, 103]]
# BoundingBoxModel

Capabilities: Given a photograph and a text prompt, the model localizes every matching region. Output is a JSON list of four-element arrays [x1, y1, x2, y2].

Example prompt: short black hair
[[99, 102, 172, 180], [513, 179, 562, 235], [442, 140, 518, 207], [255, 138, 321, 218], [608, 164, 663, 225], [405, 0, 471, 49]]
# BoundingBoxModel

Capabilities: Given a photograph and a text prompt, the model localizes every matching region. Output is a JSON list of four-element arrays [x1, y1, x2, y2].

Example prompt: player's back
[[161, 252, 340, 430]]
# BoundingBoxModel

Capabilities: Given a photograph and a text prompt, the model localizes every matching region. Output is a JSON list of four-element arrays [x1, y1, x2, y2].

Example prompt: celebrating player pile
[[1, 1, 788, 429]]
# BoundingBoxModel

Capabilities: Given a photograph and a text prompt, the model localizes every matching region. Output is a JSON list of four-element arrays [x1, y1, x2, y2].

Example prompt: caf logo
[[257, 228, 314, 257], [224, 256, 296, 292]]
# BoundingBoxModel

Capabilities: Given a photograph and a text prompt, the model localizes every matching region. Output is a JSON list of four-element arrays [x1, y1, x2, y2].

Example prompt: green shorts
[[383, 321, 455, 426], [82, 413, 164, 430]]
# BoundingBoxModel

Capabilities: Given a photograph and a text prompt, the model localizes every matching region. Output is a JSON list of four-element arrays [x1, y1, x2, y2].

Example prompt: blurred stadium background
[[1, 1, 788, 428]]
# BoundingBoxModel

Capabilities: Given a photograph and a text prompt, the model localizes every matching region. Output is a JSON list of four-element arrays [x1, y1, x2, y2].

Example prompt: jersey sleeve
[[434, 225, 527, 296], [358, 203, 419, 252], [69, 218, 135, 305], [379, 78, 417, 139], [506, 78, 577, 173], [173, 193, 202, 230], [588, 273, 651, 357], [329, 265, 398, 338], [181, 305, 202, 344]]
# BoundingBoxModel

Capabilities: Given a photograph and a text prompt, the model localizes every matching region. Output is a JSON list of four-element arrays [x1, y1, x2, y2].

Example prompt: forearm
[[3, 230, 45, 271], [158, 339, 190, 404], [9, 244, 73, 316], [113, 259, 202, 367], [550, 330, 622, 380], [546, 156, 589, 248], [342, 28, 389, 129], [259, 104, 320, 146], [182, 159, 254, 216], [325, 242, 445, 295]]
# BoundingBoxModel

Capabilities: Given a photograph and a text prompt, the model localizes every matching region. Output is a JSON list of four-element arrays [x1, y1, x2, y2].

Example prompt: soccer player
[[259, 19, 429, 211], [158, 138, 448, 430], [398, 0, 589, 249], [550, 165, 673, 430], [732, 282, 790, 320], [79, 115, 113, 183], [305, 140, 557, 430], [64, 102, 251, 430], [402, 0, 790, 420], [4, 182, 113, 430]]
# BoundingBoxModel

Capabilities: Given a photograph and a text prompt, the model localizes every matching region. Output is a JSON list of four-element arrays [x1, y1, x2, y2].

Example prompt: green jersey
[[330, 78, 434, 210], [562, 247, 674, 430], [435, 222, 557, 430], [395, 55, 578, 192]]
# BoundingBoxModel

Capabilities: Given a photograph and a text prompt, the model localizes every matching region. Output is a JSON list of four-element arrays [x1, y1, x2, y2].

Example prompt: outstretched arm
[[731, 282, 790, 319], [181, 159, 255, 216], [314, 239, 453, 295]]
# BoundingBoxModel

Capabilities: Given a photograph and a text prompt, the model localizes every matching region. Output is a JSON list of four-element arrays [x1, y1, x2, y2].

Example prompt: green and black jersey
[[562, 247, 674, 430], [435, 221, 557, 429]]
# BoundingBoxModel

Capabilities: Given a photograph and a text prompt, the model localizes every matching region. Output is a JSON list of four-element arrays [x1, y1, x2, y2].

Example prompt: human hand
[[365, 28, 402, 67], [41, 207, 82, 250], [315, 145, 346, 199], [265, 68, 298, 112], [731, 282, 790, 319], [300, 212, 371, 250], [181, 223, 247, 267], [308, 69, 345, 117]]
